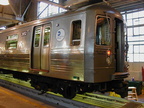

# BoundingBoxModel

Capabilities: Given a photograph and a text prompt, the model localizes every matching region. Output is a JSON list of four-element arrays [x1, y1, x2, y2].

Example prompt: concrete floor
[[0, 86, 58, 108], [138, 94, 144, 103]]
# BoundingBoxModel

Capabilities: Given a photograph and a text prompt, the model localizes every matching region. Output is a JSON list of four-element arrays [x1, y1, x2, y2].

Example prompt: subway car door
[[94, 16, 115, 82], [31, 24, 51, 71]]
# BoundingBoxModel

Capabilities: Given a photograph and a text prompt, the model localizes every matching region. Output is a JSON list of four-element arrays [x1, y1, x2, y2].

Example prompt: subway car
[[0, 4, 129, 99]]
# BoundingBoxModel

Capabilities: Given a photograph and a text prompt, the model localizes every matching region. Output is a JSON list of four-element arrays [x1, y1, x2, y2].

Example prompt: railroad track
[[0, 74, 143, 108]]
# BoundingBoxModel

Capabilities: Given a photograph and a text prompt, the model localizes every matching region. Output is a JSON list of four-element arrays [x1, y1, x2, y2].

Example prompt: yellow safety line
[[0, 88, 53, 108]]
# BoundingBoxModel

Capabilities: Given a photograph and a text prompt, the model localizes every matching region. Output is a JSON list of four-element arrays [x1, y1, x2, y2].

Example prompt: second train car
[[0, 4, 129, 99]]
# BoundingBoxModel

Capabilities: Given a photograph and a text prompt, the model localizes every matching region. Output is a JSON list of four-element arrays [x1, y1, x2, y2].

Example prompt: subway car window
[[96, 17, 111, 45], [6, 34, 18, 49], [71, 20, 81, 46], [34, 27, 41, 47], [43, 26, 50, 47]]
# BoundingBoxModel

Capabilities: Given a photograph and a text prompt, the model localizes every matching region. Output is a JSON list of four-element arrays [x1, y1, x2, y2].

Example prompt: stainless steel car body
[[0, 4, 127, 83]]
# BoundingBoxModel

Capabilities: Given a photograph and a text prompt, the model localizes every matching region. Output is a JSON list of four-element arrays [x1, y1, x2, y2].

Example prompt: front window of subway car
[[96, 16, 111, 45]]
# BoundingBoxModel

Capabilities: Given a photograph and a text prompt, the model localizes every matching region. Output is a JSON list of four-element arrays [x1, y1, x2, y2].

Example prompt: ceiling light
[[0, 0, 9, 5]]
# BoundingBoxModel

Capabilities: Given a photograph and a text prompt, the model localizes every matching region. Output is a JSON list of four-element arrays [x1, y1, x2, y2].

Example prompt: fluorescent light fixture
[[0, 0, 9, 5], [0, 26, 6, 30]]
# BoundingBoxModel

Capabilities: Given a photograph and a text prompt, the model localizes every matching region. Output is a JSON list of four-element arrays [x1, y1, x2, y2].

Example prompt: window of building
[[6, 34, 18, 49], [122, 8, 144, 62], [96, 16, 111, 46], [71, 20, 81, 46], [37, 1, 66, 19]]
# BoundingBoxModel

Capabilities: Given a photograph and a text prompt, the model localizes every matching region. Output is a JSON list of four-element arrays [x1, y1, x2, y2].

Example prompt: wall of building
[[126, 62, 144, 81]]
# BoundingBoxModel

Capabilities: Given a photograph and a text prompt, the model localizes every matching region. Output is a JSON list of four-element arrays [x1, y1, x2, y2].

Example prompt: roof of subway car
[[0, 4, 122, 34], [76, 4, 122, 19]]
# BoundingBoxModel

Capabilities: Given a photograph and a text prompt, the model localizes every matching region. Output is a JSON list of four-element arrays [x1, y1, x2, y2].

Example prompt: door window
[[96, 16, 111, 46], [43, 26, 50, 47], [34, 27, 41, 47]]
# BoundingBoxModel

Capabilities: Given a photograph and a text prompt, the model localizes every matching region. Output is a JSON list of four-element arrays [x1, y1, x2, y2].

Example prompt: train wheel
[[114, 81, 128, 98], [118, 81, 128, 98], [62, 85, 76, 99]]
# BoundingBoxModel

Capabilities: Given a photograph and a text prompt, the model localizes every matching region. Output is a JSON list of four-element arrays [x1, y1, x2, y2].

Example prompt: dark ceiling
[[0, 0, 144, 28]]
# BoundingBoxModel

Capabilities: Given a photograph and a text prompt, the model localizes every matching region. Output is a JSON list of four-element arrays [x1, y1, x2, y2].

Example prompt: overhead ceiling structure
[[0, 0, 144, 28], [0, 0, 31, 28], [109, 0, 144, 12]]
